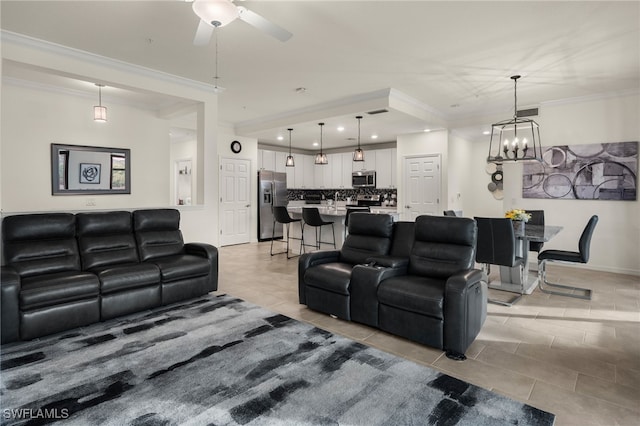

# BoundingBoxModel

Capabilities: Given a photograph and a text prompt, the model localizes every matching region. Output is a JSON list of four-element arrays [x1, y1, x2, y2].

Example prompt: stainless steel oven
[[352, 170, 376, 188]]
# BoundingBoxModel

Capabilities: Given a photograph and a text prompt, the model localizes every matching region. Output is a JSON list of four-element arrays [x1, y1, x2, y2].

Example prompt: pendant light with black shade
[[285, 128, 295, 167], [314, 122, 328, 165], [353, 115, 364, 162]]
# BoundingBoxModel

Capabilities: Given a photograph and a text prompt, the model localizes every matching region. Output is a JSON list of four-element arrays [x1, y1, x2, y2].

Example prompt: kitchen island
[[280, 204, 398, 255]]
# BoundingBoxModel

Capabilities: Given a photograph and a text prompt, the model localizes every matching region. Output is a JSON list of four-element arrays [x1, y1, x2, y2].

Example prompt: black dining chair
[[475, 217, 525, 306], [527, 210, 545, 254], [271, 206, 303, 259], [344, 206, 370, 237], [443, 210, 457, 217], [537, 215, 598, 300], [301, 207, 336, 252]]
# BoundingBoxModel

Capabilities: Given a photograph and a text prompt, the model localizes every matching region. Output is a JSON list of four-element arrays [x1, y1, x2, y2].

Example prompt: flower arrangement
[[505, 209, 531, 222]]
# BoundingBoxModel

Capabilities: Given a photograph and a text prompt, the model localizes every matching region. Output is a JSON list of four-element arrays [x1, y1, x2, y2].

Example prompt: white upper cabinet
[[302, 155, 315, 188], [376, 148, 396, 188], [274, 152, 288, 173], [329, 154, 343, 188], [341, 153, 353, 189], [259, 149, 276, 171]]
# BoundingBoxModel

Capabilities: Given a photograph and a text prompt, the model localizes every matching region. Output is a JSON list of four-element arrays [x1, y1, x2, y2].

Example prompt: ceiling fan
[[191, 0, 292, 45]]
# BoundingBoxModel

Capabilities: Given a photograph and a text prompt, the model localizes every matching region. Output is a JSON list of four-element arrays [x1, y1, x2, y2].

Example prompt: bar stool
[[271, 206, 303, 259], [301, 207, 336, 252]]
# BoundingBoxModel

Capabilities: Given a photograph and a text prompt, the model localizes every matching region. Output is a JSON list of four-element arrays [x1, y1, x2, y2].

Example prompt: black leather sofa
[[1, 209, 218, 343], [299, 214, 487, 360]]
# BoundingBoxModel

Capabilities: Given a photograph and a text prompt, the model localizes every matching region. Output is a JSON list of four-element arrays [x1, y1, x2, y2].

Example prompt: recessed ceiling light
[[277, 135, 284, 141], [424, 129, 431, 133], [483, 130, 491, 135], [337, 126, 345, 132], [312, 142, 319, 147], [371, 134, 378, 139]]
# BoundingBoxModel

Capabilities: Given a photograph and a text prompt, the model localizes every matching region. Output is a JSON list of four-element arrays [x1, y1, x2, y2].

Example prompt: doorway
[[402, 155, 441, 220], [219, 157, 251, 246]]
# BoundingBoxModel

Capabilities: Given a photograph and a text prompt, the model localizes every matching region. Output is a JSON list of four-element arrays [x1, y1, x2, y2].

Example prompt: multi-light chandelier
[[487, 75, 542, 163]]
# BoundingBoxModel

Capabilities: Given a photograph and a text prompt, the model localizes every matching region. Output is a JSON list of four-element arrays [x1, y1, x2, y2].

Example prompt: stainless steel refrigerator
[[258, 170, 288, 241]]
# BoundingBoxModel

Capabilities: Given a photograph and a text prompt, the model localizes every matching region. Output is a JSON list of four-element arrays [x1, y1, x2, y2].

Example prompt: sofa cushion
[[20, 272, 99, 311], [3, 213, 81, 277], [339, 214, 394, 265], [305, 262, 353, 296], [378, 275, 446, 319], [77, 211, 140, 269], [91, 263, 160, 294], [147, 254, 210, 282]]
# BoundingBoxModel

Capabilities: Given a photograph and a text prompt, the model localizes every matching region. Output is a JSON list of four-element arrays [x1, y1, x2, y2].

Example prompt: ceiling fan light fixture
[[314, 123, 328, 165], [192, 0, 239, 27], [353, 115, 365, 162], [93, 83, 107, 122]]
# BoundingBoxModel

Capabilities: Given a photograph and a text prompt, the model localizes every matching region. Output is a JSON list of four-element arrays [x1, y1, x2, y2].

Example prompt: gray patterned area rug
[[1, 294, 555, 425]]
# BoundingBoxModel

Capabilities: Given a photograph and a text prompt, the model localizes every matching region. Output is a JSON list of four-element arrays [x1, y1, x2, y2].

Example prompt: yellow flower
[[505, 209, 531, 222]]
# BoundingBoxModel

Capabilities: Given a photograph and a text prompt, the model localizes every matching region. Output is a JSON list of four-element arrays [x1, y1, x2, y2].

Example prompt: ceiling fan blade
[[237, 7, 292, 42], [193, 19, 214, 46]]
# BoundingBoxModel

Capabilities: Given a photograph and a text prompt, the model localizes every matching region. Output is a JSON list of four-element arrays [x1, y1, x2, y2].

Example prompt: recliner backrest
[[475, 217, 519, 267], [77, 211, 139, 270], [133, 209, 184, 261], [409, 215, 477, 278], [578, 215, 598, 262], [389, 221, 415, 258], [339, 213, 394, 265], [2, 213, 81, 277]]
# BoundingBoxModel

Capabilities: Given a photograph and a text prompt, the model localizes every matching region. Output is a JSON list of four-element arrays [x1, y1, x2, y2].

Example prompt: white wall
[[463, 93, 640, 275], [2, 33, 220, 246], [1, 84, 170, 211]]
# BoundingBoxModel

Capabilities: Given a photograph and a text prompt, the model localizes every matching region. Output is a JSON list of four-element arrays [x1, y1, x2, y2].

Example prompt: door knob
[[245, 204, 251, 208], [405, 205, 411, 209]]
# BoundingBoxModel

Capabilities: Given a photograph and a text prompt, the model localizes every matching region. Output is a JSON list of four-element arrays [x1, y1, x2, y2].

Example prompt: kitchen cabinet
[[314, 161, 332, 188], [329, 154, 343, 188], [259, 149, 276, 171], [376, 148, 396, 188], [274, 152, 288, 173], [302, 155, 315, 188], [341, 153, 353, 189]]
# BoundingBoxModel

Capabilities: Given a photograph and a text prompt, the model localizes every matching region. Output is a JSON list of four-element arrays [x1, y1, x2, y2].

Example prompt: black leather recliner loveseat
[[1, 209, 218, 343], [299, 213, 487, 360]]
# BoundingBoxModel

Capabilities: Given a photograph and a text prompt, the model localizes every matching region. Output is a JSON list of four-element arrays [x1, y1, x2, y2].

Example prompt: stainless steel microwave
[[352, 170, 376, 188]]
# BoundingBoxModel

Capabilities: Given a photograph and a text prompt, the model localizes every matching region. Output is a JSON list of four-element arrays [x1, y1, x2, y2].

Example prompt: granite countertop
[[287, 205, 398, 217]]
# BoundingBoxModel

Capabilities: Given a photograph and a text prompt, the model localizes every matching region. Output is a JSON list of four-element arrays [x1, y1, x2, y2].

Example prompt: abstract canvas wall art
[[522, 141, 637, 200]]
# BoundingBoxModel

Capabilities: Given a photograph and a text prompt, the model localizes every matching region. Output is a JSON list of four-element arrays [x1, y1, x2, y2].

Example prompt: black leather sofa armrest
[[1, 266, 21, 343], [366, 256, 409, 269], [350, 263, 409, 327], [185, 243, 219, 292], [443, 268, 488, 358], [298, 250, 341, 304]]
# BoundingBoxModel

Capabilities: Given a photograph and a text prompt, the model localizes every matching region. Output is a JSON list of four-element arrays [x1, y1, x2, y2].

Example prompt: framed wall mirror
[[51, 143, 131, 195]]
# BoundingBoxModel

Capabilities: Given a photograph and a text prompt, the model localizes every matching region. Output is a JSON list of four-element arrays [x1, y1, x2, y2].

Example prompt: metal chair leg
[[484, 262, 524, 307], [538, 260, 592, 300]]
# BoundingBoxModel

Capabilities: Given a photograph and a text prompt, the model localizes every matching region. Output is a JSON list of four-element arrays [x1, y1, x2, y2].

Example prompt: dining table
[[491, 223, 563, 295]]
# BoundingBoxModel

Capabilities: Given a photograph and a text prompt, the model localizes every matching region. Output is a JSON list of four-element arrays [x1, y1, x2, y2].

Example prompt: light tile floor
[[218, 242, 640, 426]]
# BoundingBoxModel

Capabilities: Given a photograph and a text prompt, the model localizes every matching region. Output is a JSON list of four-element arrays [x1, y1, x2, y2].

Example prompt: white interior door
[[220, 157, 251, 246], [403, 155, 441, 221]]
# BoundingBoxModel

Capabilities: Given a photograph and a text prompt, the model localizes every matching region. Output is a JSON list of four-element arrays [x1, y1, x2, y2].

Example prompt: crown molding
[[1, 30, 216, 94]]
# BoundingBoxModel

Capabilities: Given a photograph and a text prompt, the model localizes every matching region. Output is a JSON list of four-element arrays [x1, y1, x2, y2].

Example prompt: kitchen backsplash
[[288, 188, 397, 203]]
